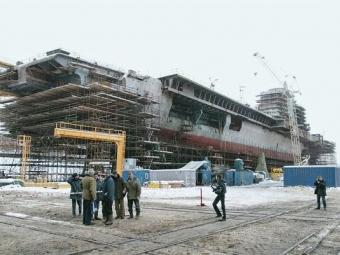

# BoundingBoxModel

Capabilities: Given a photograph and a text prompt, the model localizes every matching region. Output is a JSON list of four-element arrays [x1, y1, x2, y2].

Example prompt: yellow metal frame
[[54, 122, 126, 176], [17, 135, 31, 180]]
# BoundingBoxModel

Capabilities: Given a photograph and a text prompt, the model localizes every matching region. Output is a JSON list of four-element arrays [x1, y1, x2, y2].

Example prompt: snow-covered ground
[[0, 180, 331, 209]]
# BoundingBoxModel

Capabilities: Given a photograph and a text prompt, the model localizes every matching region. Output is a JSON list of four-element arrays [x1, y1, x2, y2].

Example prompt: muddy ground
[[1, 187, 340, 255]]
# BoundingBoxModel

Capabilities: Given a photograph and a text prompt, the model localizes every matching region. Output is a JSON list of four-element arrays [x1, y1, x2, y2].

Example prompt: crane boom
[[253, 52, 302, 165]]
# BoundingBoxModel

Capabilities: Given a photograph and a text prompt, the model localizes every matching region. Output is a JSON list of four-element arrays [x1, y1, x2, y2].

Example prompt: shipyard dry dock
[[0, 49, 336, 179]]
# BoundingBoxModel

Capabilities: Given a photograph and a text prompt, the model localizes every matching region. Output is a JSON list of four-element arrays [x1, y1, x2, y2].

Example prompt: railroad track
[[1, 200, 339, 255]]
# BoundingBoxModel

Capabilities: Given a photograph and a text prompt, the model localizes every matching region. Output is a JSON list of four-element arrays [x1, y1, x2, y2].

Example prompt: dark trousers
[[317, 195, 326, 209], [72, 199, 82, 216], [115, 198, 125, 217], [83, 199, 92, 225], [128, 199, 140, 215], [104, 200, 113, 216], [213, 194, 226, 218]]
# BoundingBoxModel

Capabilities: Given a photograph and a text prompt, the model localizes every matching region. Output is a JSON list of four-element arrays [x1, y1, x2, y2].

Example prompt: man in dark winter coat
[[102, 169, 115, 225], [67, 173, 82, 217], [93, 173, 102, 220], [314, 175, 327, 210], [212, 174, 227, 221], [81, 169, 97, 226], [112, 170, 127, 219], [126, 171, 141, 219]]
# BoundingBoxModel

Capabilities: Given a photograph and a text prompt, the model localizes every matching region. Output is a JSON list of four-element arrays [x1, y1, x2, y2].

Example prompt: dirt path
[[1, 189, 340, 255]]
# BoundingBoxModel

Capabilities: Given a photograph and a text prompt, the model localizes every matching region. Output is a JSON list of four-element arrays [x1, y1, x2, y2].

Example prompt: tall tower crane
[[253, 52, 302, 165]]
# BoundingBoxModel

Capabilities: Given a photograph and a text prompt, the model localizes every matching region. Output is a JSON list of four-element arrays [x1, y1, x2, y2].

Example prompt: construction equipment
[[253, 52, 302, 165], [54, 122, 126, 176], [17, 135, 31, 180]]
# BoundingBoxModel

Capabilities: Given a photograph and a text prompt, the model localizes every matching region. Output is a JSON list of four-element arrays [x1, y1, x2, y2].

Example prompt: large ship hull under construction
[[0, 49, 335, 178]]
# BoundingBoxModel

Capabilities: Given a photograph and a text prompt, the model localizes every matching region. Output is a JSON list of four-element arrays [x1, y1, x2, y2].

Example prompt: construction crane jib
[[253, 52, 302, 165], [54, 122, 126, 176]]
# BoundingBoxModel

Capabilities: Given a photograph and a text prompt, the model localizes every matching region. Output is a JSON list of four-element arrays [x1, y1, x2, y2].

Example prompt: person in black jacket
[[212, 174, 227, 221], [314, 175, 327, 210], [102, 169, 115, 225], [112, 170, 127, 219]]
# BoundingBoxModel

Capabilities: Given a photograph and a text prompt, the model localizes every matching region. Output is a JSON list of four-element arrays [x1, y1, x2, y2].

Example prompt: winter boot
[[128, 211, 133, 219], [136, 211, 140, 220], [105, 214, 113, 225], [102, 216, 108, 223]]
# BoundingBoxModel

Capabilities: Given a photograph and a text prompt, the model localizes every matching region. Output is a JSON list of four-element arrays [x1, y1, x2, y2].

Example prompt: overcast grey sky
[[2, 0, 339, 163]]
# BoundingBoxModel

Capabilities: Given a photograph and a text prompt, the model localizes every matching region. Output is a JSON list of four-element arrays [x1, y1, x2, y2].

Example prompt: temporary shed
[[283, 165, 340, 187]]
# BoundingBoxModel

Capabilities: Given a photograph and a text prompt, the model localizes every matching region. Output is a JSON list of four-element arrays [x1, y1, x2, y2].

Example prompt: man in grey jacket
[[126, 171, 141, 219]]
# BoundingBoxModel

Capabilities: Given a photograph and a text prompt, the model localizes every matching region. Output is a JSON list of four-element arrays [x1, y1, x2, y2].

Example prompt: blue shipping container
[[122, 170, 150, 185], [283, 165, 340, 187]]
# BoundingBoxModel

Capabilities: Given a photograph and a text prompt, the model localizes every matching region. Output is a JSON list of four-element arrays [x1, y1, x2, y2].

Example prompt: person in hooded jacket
[[67, 173, 82, 217], [102, 168, 115, 225], [212, 174, 227, 221], [126, 171, 141, 219], [112, 170, 127, 219], [314, 175, 327, 210]]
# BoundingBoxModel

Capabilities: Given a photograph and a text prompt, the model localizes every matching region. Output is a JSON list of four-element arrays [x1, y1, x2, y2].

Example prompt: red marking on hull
[[160, 128, 293, 162]]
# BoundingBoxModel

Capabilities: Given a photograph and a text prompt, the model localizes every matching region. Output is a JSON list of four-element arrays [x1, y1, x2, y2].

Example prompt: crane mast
[[253, 52, 302, 165]]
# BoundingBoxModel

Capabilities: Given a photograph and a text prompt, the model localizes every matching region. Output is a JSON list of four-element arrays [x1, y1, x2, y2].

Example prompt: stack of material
[[168, 181, 184, 188]]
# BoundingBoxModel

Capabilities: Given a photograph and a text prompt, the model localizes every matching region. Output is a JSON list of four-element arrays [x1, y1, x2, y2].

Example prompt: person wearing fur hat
[[81, 169, 97, 226], [67, 173, 82, 217]]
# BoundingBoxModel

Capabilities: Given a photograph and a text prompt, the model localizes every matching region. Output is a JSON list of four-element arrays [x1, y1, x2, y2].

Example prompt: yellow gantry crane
[[54, 122, 126, 176]]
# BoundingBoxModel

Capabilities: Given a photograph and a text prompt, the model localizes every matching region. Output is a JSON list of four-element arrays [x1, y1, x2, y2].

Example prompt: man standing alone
[[314, 175, 327, 210], [212, 174, 227, 221], [126, 171, 141, 219], [81, 169, 97, 226]]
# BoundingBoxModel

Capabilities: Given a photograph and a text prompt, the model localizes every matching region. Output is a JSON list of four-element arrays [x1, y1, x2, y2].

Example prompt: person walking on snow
[[212, 174, 227, 221], [126, 171, 141, 219], [67, 173, 82, 217]]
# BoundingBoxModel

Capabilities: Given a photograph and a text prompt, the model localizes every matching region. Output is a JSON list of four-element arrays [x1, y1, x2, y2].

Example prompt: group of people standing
[[67, 169, 141, 226], [68, 170, 327, 226]]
